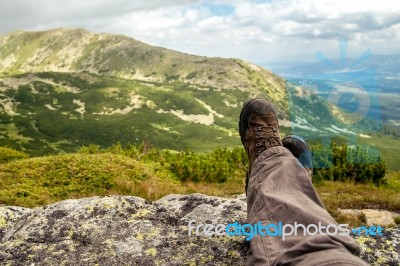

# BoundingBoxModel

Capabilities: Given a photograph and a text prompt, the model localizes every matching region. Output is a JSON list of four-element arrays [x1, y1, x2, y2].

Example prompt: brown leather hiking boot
[[239, 98, 282, 193]]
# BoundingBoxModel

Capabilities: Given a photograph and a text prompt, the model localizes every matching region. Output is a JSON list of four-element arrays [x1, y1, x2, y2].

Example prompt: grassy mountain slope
[[0, 72, 251, 154], [0, 28, 292, 154], [0, 28, 396, 159], [0, 28, 287, 108]]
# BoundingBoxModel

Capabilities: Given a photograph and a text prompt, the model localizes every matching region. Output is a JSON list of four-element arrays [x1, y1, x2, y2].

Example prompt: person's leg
[[239, 98, 367, 266], [247, 146, 367, 265]]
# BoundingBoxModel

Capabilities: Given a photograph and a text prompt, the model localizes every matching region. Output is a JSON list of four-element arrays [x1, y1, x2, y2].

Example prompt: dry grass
[[315, 173, 400, 213]]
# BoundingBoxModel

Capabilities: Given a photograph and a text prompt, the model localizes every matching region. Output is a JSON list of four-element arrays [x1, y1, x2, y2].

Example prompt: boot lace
[[254, 126, 281, 156]]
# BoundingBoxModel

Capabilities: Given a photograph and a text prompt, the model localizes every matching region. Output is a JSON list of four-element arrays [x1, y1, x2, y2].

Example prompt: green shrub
[[0, 147, 29, 163], [79, 144, 103, 154], [80, 141, 387, 186], [312, 141, 387, 185], [0, 153, 155, 207], [142, 147, 248, 183], [80, 143, 248, 184]]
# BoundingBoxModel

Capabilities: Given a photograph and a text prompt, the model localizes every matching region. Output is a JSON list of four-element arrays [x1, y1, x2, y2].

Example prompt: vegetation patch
[[0, 152, 180, 207], [0, 147, 28, 163], [0, 144, 399, 228]]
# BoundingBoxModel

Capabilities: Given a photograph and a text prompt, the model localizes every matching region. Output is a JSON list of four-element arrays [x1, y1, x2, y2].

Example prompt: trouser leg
[[246, 146, 368, 266]]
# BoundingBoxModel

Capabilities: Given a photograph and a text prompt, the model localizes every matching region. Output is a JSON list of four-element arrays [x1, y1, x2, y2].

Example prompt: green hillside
[[0, 28, 398, 173], [0, 72, 250, 154], [0, 28, 292, 154]]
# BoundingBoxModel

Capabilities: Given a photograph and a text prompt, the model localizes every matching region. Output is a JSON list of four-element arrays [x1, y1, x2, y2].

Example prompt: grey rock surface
[[0, 194, 399, 265]]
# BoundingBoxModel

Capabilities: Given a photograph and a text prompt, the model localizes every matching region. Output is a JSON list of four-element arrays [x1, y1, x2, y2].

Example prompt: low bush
[[0, 152, 179, 207], [312, 141, 386, 185], [80, 141, 387, 186], [0, 147, 29, 163]]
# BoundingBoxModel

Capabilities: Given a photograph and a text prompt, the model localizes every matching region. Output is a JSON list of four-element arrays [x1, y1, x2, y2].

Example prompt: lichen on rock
[[0, 194, 249, 265], [0, 194, 399, 265]]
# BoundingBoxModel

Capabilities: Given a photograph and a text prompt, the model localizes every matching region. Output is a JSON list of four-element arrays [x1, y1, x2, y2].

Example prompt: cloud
[[0, 0, 399, 64], [0, 0, 197, 33]]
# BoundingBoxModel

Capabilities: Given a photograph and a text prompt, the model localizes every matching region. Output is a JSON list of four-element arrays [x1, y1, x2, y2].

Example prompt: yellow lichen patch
[[129, 208, 150, 220], [166, 231, 177, 238], [0, 216, 7, 228], [200, 254, 214, 264], [222, 235, 242, 243], [180, 225, 189, 232], [154, 260, 163, 266], [85, 206, 94, 212], [147, 228, 159, 238], [101, 202, 115, 209], [48, 245, 66, 256], [135, 233, 144, 241], [227, 250, 240, 258], [145, 248, 157, 256], [103, 239, 118, 257], [29, 245, 43, 252], [134, 228, 159, 241], [356, 236, 373, 245], [183, 259, 197, 266], [376, 256, 386, 265]]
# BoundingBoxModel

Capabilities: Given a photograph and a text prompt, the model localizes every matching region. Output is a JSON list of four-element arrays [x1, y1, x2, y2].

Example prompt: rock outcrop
[[340, 209, 398, 227], [0, 194, 399, 265]]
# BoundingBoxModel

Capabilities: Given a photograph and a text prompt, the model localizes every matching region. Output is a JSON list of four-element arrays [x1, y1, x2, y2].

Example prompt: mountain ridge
[[0, 28, 287, 109], [0, 28, 292, 154], [0, 28, 391, 155]]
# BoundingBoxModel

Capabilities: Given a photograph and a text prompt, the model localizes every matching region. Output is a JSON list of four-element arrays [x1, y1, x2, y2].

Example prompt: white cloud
[[0, 0, 399, 65]]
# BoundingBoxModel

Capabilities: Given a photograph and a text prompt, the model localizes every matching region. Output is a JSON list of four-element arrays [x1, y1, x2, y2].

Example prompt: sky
[[0, 0, 399, 67]]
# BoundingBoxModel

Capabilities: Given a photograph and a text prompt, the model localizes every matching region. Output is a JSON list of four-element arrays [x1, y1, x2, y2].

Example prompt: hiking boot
[[239, 98, 282, 192], [282, 135, 313, 179]]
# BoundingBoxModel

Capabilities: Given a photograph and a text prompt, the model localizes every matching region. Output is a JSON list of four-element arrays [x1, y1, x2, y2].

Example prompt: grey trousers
[[246, 146, 368, 266]]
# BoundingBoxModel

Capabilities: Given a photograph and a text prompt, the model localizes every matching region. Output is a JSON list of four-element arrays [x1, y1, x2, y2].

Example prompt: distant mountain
[[271, 53, 400, 93], [0, 29, 386, 154], [270, 54, 400, 126]]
